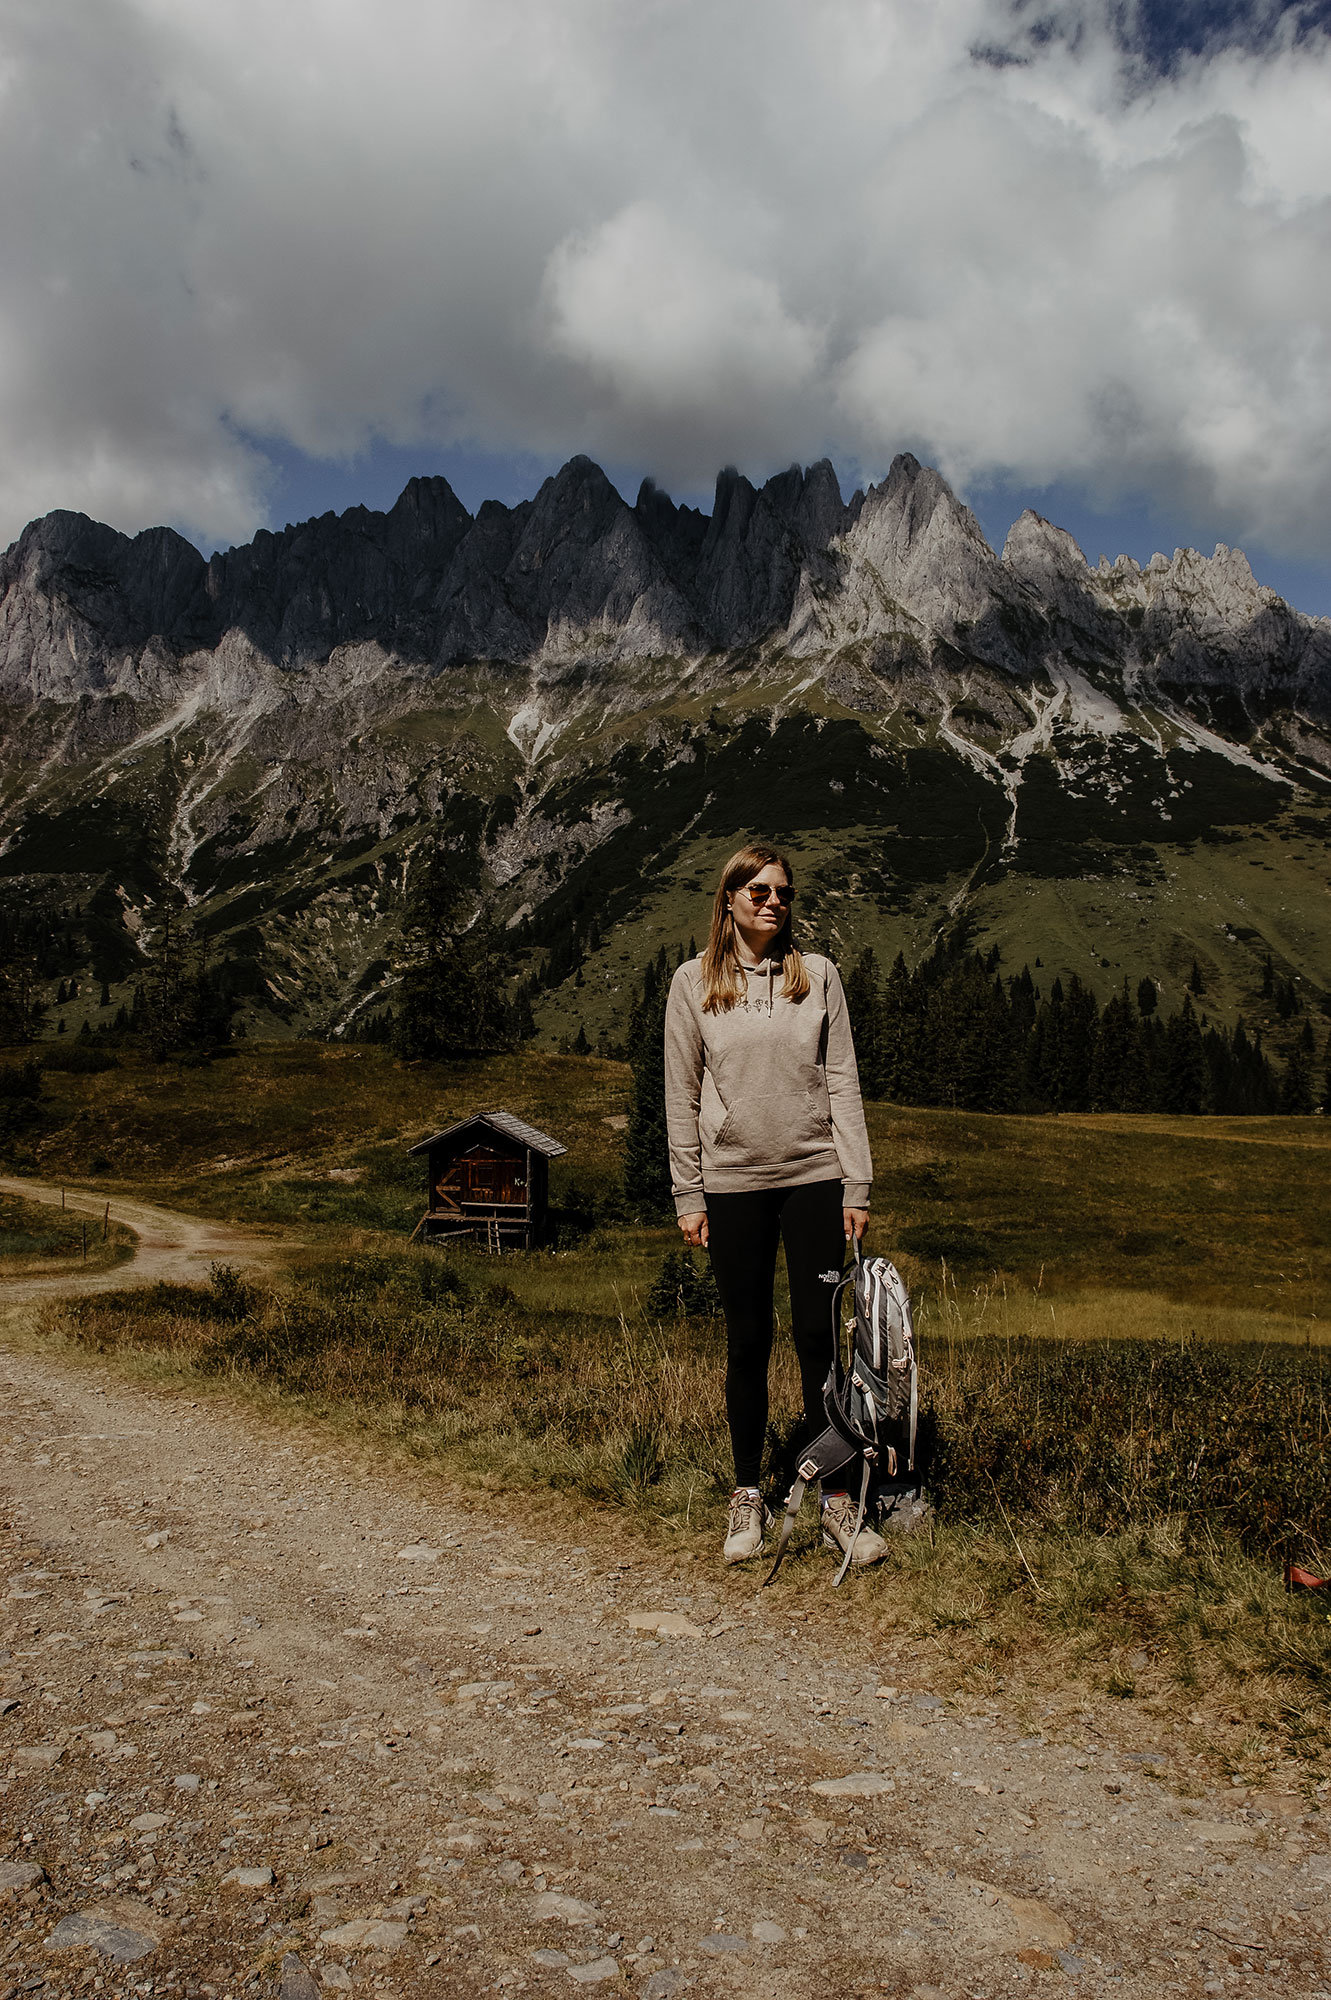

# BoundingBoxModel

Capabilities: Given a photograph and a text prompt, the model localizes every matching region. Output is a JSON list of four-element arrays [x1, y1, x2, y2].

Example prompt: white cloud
[[542, 201, 824, 464], [0, 0, 1329, 556]]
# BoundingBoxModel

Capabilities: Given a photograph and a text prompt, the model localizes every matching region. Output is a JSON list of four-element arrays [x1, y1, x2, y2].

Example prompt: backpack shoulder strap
[[763, 1426, 855, 1587], [764, 1245, 862, 1588], [830, 1455, 874, 1588]]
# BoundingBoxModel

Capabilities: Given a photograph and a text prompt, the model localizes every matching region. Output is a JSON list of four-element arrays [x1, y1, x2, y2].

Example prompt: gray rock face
[[210, 475, 473, 668], [279, 1952, 322, 2000], [2, 451, 1327, 723], [46, 1905, 158, 1962], [0, 1860, 46, 1894], [433, 456, 704, 666]]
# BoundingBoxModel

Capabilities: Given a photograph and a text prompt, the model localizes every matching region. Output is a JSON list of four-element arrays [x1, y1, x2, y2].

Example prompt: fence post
[[81, 1222, 87, 1262], [103, 1202, 109, 1242]]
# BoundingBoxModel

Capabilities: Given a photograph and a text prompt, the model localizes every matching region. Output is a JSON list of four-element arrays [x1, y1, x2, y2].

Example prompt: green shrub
[[40, 1043, 119, 1074], [207, 1263, 259, 1323], [312, 1249, 472, 1308], [646, 1247, 721, 1318]]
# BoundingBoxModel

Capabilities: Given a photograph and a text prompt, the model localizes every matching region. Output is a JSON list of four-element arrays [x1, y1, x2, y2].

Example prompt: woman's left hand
[[843, 1207, 869, 1244]]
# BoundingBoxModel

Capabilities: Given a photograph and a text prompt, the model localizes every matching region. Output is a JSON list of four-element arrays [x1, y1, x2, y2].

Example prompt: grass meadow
[[0, 1188, 135, 1276], [5, 1040, 1331, 1778]]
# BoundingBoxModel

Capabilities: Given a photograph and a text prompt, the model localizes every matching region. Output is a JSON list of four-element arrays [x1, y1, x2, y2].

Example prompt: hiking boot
[[723, 1490, 770, 1564], [820, 1491, 888, 1567]]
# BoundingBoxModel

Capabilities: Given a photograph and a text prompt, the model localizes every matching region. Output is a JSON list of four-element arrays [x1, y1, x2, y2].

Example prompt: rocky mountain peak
[[792, 457, 849, 547], [1002, 509, 1087, 580], [834, 452, 1003, 636], [384, 474, 473, 548], [632, 478, 709, 592], [1001, 510, 1102, 628], [0, 510, 212, 670]]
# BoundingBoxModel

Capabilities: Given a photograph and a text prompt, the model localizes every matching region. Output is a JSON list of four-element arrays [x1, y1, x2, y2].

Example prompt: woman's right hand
[[678, 1210, 709, 1248]]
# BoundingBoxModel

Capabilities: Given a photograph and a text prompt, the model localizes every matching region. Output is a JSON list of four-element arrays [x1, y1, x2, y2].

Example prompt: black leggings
[[706, 1178, 846, 1490]]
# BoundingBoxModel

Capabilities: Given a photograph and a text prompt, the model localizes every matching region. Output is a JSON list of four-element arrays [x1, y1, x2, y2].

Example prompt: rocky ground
[[1, 1335, 1329, 2000]]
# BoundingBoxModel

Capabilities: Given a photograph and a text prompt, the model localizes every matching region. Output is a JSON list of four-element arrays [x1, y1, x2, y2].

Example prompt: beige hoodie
[[664, 951, 873, 1215]]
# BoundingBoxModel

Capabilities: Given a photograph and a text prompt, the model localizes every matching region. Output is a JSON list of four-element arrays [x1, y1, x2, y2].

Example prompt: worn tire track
[[0, 1176, 285, 1302]]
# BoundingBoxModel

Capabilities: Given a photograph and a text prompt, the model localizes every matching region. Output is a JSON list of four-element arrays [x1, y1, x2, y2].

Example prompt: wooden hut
[[407, 1111, 566, 1251]]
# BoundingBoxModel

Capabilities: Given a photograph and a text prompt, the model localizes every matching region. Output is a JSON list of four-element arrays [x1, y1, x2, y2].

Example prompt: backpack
[[766, 1238, 918, 1587]]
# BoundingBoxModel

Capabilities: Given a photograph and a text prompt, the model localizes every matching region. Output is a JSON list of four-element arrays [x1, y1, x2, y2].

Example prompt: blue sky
[[7, 1, 1331, 619]]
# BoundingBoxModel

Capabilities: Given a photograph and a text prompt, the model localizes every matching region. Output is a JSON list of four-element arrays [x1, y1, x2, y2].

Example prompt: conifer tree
[[1162, 995, 1210, 1113], [1280, 1039, 1315, 1115], [137, 908, 234, 1059], [623, 957, 674, 1216], [1062, 976, 1099, 1111], [930, 958, 1019, 1110], [392, 857, 471, 1059], [511, 978, 537, 1042], [880, 950, 923, 1102], [1132, 1012, 1166, 1109], [392, 849, 519, 1060], [1090, 983, 1136, 1111], [1025, 976, 1061, 1107], [844, 947, 888, 1097], [1030, 975, 1097, 1110], [1280, 1020, 1317, 1115], [1008, 966, 1038, 1040], [1225, 1020, 1254, 1113]]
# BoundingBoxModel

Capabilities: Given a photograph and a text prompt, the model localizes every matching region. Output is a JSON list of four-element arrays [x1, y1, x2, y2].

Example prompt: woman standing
[[664, 842, 886, 1569]]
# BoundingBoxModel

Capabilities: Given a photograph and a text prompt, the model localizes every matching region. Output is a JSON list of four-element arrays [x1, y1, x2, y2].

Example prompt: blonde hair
[[700, 843, 810, 1013]]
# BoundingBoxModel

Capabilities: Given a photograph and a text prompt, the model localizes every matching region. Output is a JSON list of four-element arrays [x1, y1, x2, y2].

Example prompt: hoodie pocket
[[805, 1074, 833, 1138], [699, 1069, 731, 1151], [707, 1075, 830, 1169]]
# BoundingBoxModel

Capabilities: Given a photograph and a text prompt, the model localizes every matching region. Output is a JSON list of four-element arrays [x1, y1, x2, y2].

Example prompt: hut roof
[[408, 1111, 567, 1159]]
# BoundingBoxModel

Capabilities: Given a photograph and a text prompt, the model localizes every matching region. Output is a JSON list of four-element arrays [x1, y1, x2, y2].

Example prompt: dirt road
[[0, 1177, 284, 1302], [1, 1325, 1329, 1997]]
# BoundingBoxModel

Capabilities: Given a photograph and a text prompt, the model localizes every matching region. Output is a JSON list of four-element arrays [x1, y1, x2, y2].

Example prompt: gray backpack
[[767, 1239, 918, 1586]]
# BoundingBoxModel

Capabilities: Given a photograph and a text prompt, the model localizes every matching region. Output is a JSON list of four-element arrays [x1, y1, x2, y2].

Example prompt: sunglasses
[[739, 883, 794, 907]]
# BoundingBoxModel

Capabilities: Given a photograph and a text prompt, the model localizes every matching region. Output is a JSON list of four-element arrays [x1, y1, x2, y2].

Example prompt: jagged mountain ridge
[[3, 451, 1329, 703], [0, 451, 1328, 1040]]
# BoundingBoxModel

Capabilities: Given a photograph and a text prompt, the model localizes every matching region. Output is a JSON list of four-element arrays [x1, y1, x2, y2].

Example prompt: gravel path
[[1, 1336, 1329, 2000], [0, 1178, 283, 1302]]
